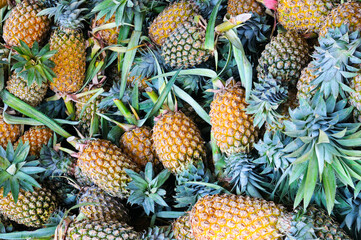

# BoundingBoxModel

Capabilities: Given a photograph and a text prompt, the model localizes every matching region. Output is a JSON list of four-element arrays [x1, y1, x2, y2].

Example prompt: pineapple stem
[[57, 146, 76, 155], [146, 89, 159, 104], [96, 112, 135, 131], [113, 99, 138, 125], [64, 98, 76, 121]]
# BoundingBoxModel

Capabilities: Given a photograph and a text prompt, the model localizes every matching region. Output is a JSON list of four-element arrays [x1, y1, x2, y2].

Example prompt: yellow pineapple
[[152, 111, 206, 174], [319, 1, 361, 37], [2, 0, 50, 47], [149, 0, 198, 46], [209, 82, 258, 155], [77, 139, 139, 199], [92, 14, 119, 46], [296, 62, 318, 100], [227, 0, 265, 16], [0, 115, 20, 149]]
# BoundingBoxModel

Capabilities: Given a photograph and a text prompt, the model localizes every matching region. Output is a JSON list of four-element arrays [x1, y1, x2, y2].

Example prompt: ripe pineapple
[[349, 73, 361, 111], [77, 139, 139, 199], [319, 1, 361, 37], [277, 0, 335, 34], [78, 186, 129, 222], [296, 62, 318, 100], [161, 18, 212, 69], [257, 31, 310, 84], [173, 214, 195, 240], [15, 126, 53, 157], [120, 126, 158, 169], [149, 0, 198, 46], [0, 115, 20, 149], [227, 0, 265, 16], [209, 82, 258, 155], [43, 0, 87, 94], [92, 14, 119, 46], [190, 194, 351, 239], [2, 0, 50, 47], [152, 111, 206, 174]]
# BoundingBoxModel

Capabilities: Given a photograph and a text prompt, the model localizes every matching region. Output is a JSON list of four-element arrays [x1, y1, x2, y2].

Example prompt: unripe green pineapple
[[161, 19, 211, 69], [257, 31, 310, 84]]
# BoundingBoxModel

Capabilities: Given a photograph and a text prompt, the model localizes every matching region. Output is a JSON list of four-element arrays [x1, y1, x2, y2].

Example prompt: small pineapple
[[120, 126, 158, 169], [2, 0, 50, 47], [209, 81, 258, 155], [78, 186, 129, 222], [15, 126, 53, 157], [319, 1, 361, 37], [257, 31, 310, 84], [149, 0, 198, 46], [152, 111, 206, 174], [77, 139, 139, 199], [227, 0, 265, 16], [0, 115, 20, 149], [277, 0, 336, 34], [173, 214, 195, 240]]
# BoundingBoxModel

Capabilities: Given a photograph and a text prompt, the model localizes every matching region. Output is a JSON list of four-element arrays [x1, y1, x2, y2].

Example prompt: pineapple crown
[[283, 92, 361, 213], [39, 0, 88, 29], [99, 81, 133, 109], [129, 49, 168, 79], [126, 162, 171, 215], [282, 208, 318, 240], [174, 162, 223, 209], [224, 153, 270, 198], [0, 141, 45, 203], [141, 226, 175, 240], [11, 40, 56, 86], [311, 25, 361, 98], [236, 13, 271, 54], [246, 77, 288, 129]]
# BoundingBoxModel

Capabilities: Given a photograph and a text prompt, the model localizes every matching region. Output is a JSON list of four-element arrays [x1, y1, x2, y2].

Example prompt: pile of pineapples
[[0, 0, 361, 239]]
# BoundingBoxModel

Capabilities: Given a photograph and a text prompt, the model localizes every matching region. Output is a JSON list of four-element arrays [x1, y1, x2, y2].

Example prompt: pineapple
[[349, 73, 361, 111], [41, 0, 87, 94], [0, 141, 58, 228], [296, 62, 318, 100], [2, 0, 50, 47], [15, 126, 53, 157], [209, 81, 258, 155], [0, 115, 20, 149], [149, 0, 198, 46], [152, 111, 206, 174], [319, 1, 361, 37], [161, 18, 211, 69], [173, 214, 195, 240], [92, 14, 119, 46], [277, 0, 336, 34], [189, 194, 351, 239], [77, 139, 139, 199], [227, 0, 265, 16], [78, 186, 129, 222], [120, 126, 158, 169], [257, 31, 310, 84]]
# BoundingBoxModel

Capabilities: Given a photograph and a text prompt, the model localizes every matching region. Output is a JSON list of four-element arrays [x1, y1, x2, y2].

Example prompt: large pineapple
[[209, 81, 258, 155], [152, 111, 206, 174], [149, 0, 198, 46], [161, 18, 212, 69], [277, 0, 336, 34], [14, 126, 53, 157], [257, 31, 310, 84], [319, 1, 361, 37], [189, 194, 351, 239], [41, 0, 87, 94], [120, 126, 158, 169], [2, 0, 50, 47], [77, 139, 139, 199], [227, 0, 264, 16], [0, 115, 20, 149]]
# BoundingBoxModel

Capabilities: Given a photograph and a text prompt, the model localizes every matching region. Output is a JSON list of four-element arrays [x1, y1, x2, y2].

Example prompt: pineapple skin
[[77, 139, 139, 199], [277, 0, 335, 34], [0, 115, 20, 149], [209, 86, 258, 155], [149, 0, 197, 46], [14, 126, 53, 157], [49, 28, 86, 94], [2, 0, 50, 47], [65, 220, 139, 239], [120, 126, 158, 169], [173, 214, 196, 240], [6, 72, 48, 107], [0, 0, 7, 9], [349, 73, 361, 111], [161, 20, 211, 69], [257, 31, 310, 84], [92, 14, 119, 46], [78, 186, 129, 222], [0, 187, 58, 228], [189, 194, 285, 239], [319, 1, 361, 37], [152, 111, 206, 174], [227, 0, 264, 16], [296, 62, 318, 100]]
